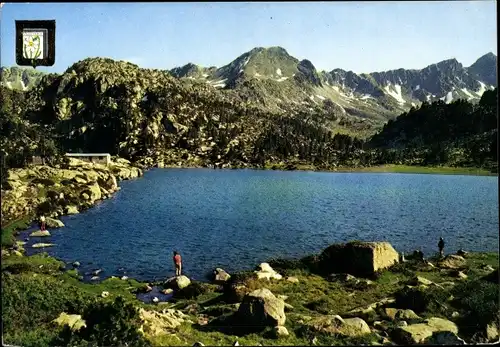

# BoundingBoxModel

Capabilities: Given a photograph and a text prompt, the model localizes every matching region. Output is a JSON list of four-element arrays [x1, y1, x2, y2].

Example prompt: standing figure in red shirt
[[173, 251, 182, 276]]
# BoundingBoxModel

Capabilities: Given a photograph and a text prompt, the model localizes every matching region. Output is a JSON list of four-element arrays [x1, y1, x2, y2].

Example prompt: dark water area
[[21, 168, 499, 282]]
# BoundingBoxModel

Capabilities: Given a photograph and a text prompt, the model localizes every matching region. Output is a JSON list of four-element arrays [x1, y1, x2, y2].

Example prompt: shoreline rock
[[1, 157, 144, 233]]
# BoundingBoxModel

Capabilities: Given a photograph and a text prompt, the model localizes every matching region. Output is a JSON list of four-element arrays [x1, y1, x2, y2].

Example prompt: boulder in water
[[30, 230, 51, 237], [46, 217, 64, 228], [32, 243, 54, 248], [165, 275, 191, 290]]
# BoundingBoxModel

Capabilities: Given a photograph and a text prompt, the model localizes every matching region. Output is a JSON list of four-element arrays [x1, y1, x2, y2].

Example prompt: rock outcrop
[[236, 288, 286, 328], [254, 263, 283, 280], [300, 315, 371, 337], [46, 217, 65, 228], [1, 158, 142, 227], [318, 241, 399, 276], [164, 275, 191, 290], [438, 255, 467, 269], [139, 308, 191, 336], [391, 317, 458, 344], [213, 268, 231, 283]]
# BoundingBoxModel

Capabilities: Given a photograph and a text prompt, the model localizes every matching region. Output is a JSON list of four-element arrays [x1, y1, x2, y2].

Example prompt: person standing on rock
[[438, 237, 445, 257], [39, 215, 46, 231], [173, 251, 182, 276]]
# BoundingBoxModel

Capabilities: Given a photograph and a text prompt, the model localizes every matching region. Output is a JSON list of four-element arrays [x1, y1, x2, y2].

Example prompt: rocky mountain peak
[[468, 52, 497, 86], [296, 59, 322, 86]]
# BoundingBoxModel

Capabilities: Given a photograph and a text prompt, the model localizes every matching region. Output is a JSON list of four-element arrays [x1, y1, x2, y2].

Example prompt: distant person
[[438, 237, 445, 257], [173, 251, 182, 276], [39, 215, 46, 231], [399, 252, 406, 263]]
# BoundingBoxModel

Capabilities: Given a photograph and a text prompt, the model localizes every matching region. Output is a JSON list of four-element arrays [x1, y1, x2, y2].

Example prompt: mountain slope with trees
[[0, 57, 497, 188]]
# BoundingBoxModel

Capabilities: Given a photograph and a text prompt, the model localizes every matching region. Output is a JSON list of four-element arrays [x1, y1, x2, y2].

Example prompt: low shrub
[[2, 273, 92, 334], [54, 296, 151, 347]]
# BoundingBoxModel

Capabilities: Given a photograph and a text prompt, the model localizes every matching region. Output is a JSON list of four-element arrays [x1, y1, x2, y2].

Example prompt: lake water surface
[[22, 168, 499, 282]]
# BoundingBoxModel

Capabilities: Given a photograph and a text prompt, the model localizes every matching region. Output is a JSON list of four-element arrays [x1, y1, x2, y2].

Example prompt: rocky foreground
[[1, 239, 498, 346]]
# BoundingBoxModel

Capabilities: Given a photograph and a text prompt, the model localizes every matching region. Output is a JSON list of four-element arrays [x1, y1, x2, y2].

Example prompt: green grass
[[1, 215, 33, 247], [346, 164, 496, 176], [261, 163, 495, 176], [2, 249, 498, 346]]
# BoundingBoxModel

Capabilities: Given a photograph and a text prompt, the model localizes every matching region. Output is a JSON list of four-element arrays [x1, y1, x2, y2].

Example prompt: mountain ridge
[[167, 47, 497, 122], [2, 48, 496, 124]]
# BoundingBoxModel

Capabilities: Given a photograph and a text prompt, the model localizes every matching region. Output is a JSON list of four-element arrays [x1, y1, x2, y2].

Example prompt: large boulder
[[224, 282, 251, 303], [486, 320, 499, 342], [438, 255, 466, 269], [254, 263, 283, 280], [164, 275, 191, 290], [318, 241, 399, 276], [236, 288, 286, 328], [300, 315, 371, 337], [81, 182, 102, 203], [213, 268, 231, 283], [65, 205, 79, 215], [391, 317, 458, 344], [424, 331, 466, 345], [30, 230, 51, 237]]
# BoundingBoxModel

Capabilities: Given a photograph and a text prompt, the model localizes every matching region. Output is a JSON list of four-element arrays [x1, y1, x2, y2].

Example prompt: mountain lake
[[20, 168, 499, 282]]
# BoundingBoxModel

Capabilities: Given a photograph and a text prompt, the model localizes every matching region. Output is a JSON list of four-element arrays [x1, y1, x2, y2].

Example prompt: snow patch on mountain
[[461, 88, 475, 100], [276, 68, 282, 76], [476, 81, 487, 96], [276, 77, 288, 82], [360, 94, 373, 100], [440, 91, 454, 104], [315, 94, 326, 100], [211, 79, 227, 88], [415, 85, 420, 90], [384, 84, 406, 104]]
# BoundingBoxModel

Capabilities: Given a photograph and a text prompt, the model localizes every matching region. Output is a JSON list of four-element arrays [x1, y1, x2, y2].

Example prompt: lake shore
[[2, 238, 498, 346], [1, 159, 498, 345], [161, 161, 497, 176]]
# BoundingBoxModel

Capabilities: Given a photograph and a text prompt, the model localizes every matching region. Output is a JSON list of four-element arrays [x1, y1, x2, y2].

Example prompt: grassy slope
[[263, 163, 496, 176]]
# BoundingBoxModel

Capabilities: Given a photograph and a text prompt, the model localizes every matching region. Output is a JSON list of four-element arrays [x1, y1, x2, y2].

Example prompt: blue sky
[[0, 1, 497, 74]]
